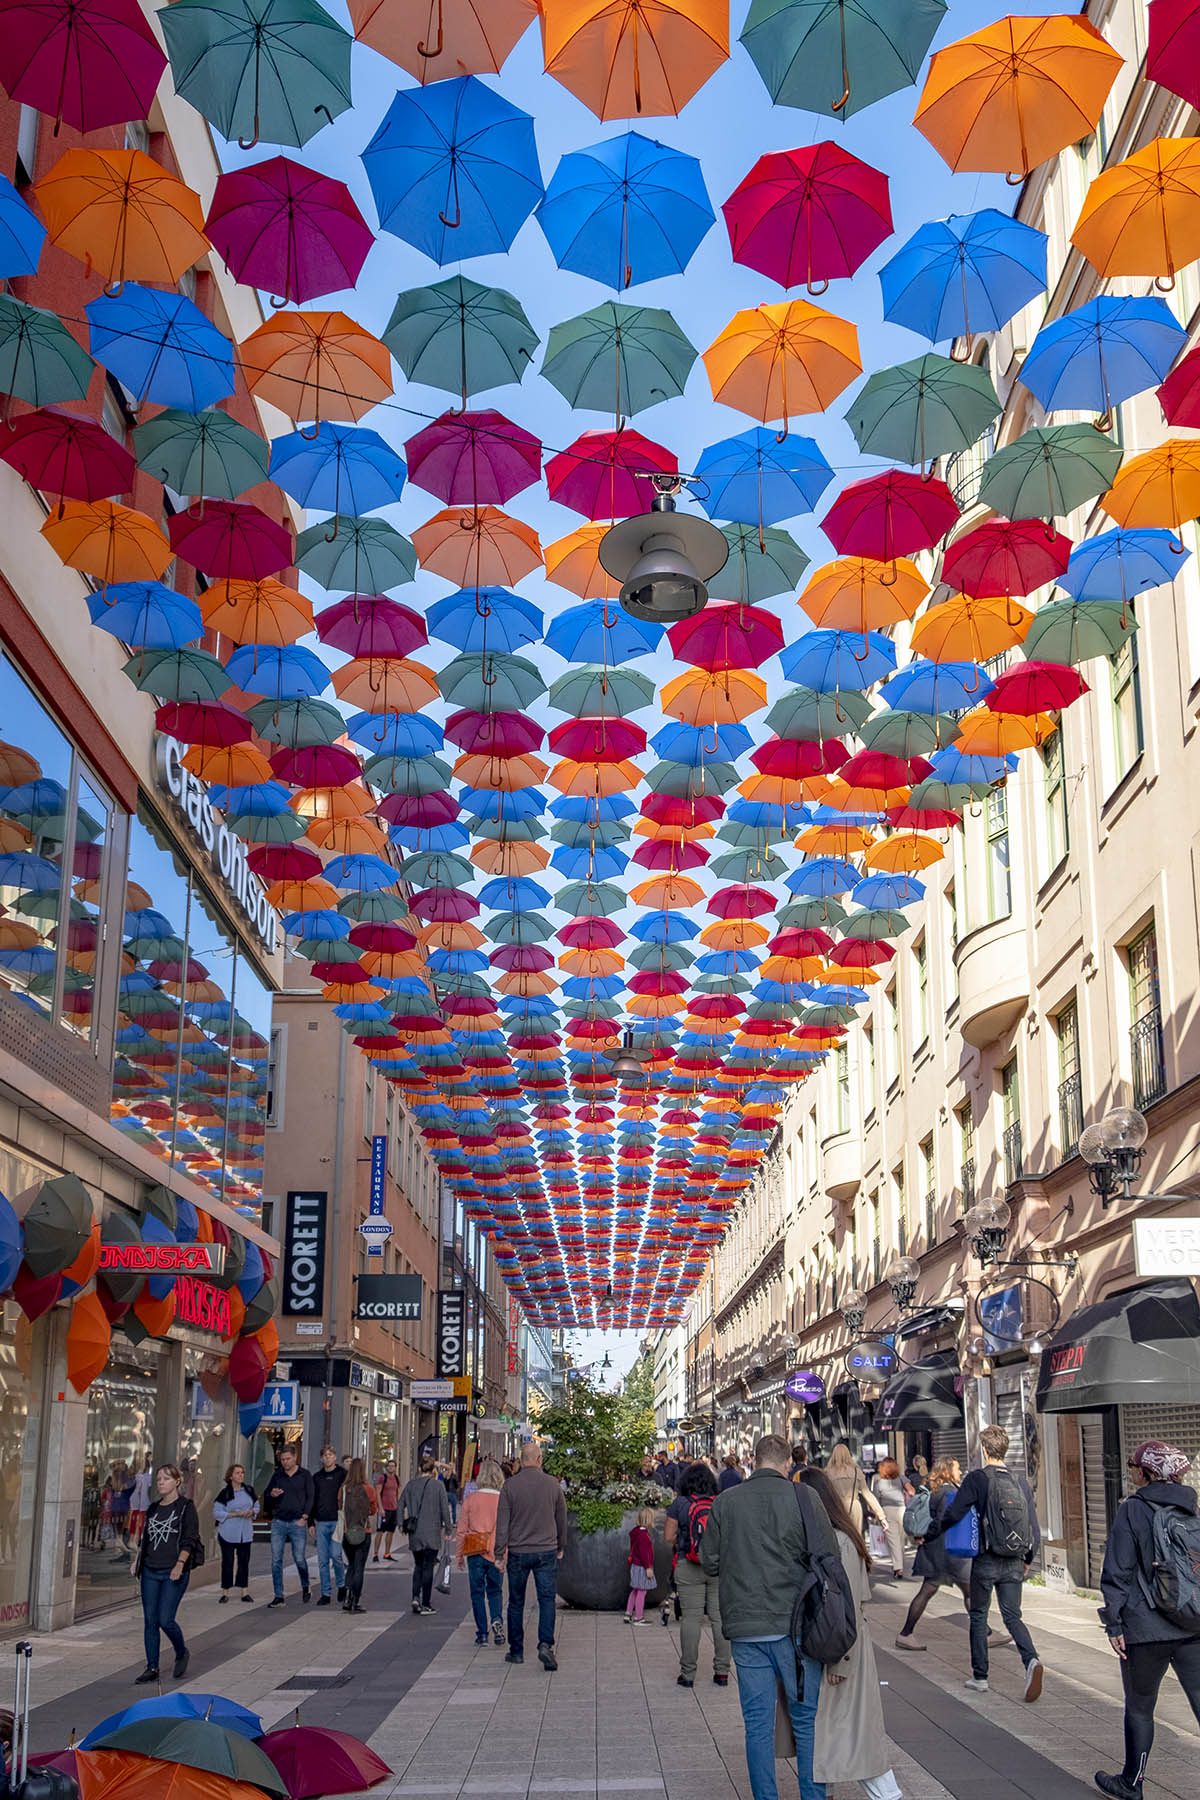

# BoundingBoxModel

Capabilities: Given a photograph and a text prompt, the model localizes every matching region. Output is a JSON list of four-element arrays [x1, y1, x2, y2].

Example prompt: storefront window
[[0, 1302, 43, 1630], [77, 1337, 160, 1616], [178, 1344, 233, 1546], [372, 1401, 398, 1474]]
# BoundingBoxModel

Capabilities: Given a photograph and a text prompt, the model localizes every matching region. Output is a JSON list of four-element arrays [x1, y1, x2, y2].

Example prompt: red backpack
[[683, 1496, 713, 1564]]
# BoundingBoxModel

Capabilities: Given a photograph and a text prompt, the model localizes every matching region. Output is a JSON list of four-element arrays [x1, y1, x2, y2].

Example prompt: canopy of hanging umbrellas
[[4, 0, 1200, 1330]]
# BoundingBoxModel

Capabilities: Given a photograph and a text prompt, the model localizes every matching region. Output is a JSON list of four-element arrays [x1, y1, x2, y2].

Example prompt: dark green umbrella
[[708, 524, 810, 604], [20, 1172, 92, 1278], [245, 697, 344, 749], [295, 516, 416, 593], [385, 275, 537, 405], [92, 1717, 287, 1796], [132, 409, 269, 501], [437, 652, 545, 711], [395, 850, 474, 886], [0, 295, 95, 408], [225, 810, 309, 845], [208, 1228, 246, 1294], [977, 424, 1123, 521], [99, 1207, 147, 1307], [142, 1184, 179, 1233], [124, 649, 229, 703], [160, 0, 353, 150], [338, 891, 409, 924], [242, 1270, 279, 1336], [846, 353, 1000, 466], [1020, 599, 1136, 665], [628, 943, 694, 971], [765, 685, 872, 738], [541, 301, 697, 419]]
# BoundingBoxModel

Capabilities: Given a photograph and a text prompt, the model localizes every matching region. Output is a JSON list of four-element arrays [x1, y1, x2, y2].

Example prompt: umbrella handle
[[1155, 273, 1177, 293], [806, 278, 829, 297], [1092, 411, 1112, 434], [1005, 171, 1025, 187], [949, 339, 972, 362], [103, 280, 125, 299], [880, 562, 898, 588]]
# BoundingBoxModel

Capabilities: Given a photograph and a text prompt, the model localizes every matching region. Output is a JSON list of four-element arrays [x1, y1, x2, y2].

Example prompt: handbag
[[438, 1550, 453, 1593], [462, 1530, 490, 1557], [868, 1520, 890, 1563], [944, 1506, 981, 1557]]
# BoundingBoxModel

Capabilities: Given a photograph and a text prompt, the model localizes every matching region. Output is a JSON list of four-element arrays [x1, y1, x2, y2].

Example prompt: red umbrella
[[206, 158, 373, 306], [248, 843, 324, 881], [405, 410, 541, 505], [0, 0, 166, 133], [723, 143, 892, 291], [750, 737, 848, 778], [832, 938, 895, 968], [667, 602, 784, 672], [269, 743, 362, 787], [0, 407, 135, 503], [409, 888, 479, 922], [770, 927, 834, 956], [632, 839, 709, 871], [823, 470, 958, 562], [984, 660, 1090, 715], [548, 718, 647, 762], [1157, 341, 1200, 426], [154, 701, 250, 748], [885, 802, 961, 829], [377, 791, 459, 827], [941, 519, 1071, 598], [641, 793, 725, 826], [444, 710, 544, 755], [545, 428, 677, 520], [315, 595, 427, 659], [170, 502, 293, 580], [558, 918, 625, 948], [708, 885, 776, 918], [1147, 0, 1200, 111], [840, 748, 928, 790], [257, 1724, 391, 1797]]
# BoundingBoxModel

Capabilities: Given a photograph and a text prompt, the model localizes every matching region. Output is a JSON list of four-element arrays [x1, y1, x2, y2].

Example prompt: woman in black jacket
[[1095, 1439, 1200, 1800], [132, 1464, 203, 1684]]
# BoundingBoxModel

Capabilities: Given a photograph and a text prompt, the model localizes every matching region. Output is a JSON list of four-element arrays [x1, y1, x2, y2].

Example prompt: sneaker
[[963, 1677, 989, 1692], [713, 1673, 729, 1686], [504, 1651, 523, 1664], [218, 1594, 228, 1605], [622, 1613, 632, 1624], [267, 1597, 285, 1608], [301, 1588, 311, 1605], [316, 1595, 331, 1607], [537, 1642, 558, 1672], [677, 1675, 693, 1687], [492, 1619, 505, 1645], [337, 1586, 347, 1603], [172, 1651, 189, 1682], [133, 1667, 159, 1685], [241, 1593, 252, 1603], [1095, 1775, 1140, 1800], [1024, 1658, 1044, 1703], [894, 1636, 927, 1652], [412, 1601, 421, 1615], [631, 1618, 645, 1626], [371, 1555, 379, 1563], [475, 1634, 489, 1646], [420, 1605, 437, 1615], [352, 1603, 366, 1614]]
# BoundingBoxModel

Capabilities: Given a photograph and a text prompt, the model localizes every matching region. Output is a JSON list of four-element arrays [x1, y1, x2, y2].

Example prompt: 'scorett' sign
[[282, 1190, 327, 1317]]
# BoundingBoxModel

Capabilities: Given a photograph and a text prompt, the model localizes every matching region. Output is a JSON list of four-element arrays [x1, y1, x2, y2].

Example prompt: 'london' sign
[[156, 736, 280, 954]]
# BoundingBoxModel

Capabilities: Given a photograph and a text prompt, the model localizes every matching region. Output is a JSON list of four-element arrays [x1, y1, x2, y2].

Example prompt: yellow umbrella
[[1072, 136, 1200, 282], [910, 592, 1031, 663], [703, 300, 861, 429], [801, 557, 926, 632], [1102, 440, 1200, 528]]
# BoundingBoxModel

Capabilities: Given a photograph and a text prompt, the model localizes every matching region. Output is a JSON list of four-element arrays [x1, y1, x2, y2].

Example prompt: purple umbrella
[[377, 791, 461, 828], [405, 410, 541, 505], [205, 158, 373, 307], [315, 594, 427, 659]]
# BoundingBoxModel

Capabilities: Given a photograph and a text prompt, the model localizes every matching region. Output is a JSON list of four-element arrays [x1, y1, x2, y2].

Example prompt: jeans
[[141, 1567, 189, 1669], [343, 1536, 369, 1606], [448, 1493, 459, 1522], [1119, 1635, 1200, 1782], [506, 1549, 558, 1656], [315, 1519, 346, 1597], [675, 1556, 730, 1678], [412, 1545, 439, 1607], [270, 1518, 309, 1599], [968, 1553, 1037, 1678], [219, 1539, 251, 1591], [467, 1554, 503, 1636], [730, 1639, 824, 1800]]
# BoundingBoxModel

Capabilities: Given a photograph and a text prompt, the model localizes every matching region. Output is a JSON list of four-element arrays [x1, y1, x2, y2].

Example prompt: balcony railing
[[960, 1158, 976, 1209], [1131, 1009, 1166, 1110], [925, 1187, 937, 1246], [1058, 1072, 1083, 1162], [1004, 1122, 1023, 1185], [943, 427, 996, 509]]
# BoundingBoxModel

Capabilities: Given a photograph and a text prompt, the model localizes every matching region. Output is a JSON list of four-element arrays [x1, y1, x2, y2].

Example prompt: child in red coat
[[624, 1507, 656, 1623]]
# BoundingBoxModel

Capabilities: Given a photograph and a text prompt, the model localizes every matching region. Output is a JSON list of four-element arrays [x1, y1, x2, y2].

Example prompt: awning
[[897, 1301, 964, 1341], [874, 1352, 963, 1431], [1035, 1277, 1200, 1413]]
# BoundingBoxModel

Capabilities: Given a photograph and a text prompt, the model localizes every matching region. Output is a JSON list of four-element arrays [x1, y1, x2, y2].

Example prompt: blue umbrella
[[544, 600, 661, 662], [1059, 527, 1190, 602], [550, 845, 629, 880], [550, 795, 635, 822], [650, 722, 753, 765], [1, 779, 69, 820], [363, 76, 542, 264], [852, 874, 926, 909], [457, 786, 545, 821], [879, 209, 1048, 343], [0, 173, 45, 278], [785, 857, 859, 897], [695, 428, 834, 526], [206, 780, 293, 816], [928, 747, 1015, 785], [322, 854, 398, 892], [477, 877, 551, 911], [346, 711, 442, 758], [86, 287, 234, 412], [88, 583, 203, 650], [268, 424, 406, 515], [281, 907, 349, 939], [881, 659, 992, 713], [536, 131, 713, 289], [0, 946, 56, 976], [0, 1192, 22, 1295], [779, 629, 896, 691], [224, 644, 329, 699], [1020, 296, 1187, 418], [0, 852, 62, 890], [428, 587, 543, 654]]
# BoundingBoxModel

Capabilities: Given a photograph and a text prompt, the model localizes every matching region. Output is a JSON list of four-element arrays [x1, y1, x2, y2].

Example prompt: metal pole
[[324, 1026, 349, 1453]]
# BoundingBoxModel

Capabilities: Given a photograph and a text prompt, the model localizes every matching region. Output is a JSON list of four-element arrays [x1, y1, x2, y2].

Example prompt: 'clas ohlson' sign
[[156, 736, 280, 955]]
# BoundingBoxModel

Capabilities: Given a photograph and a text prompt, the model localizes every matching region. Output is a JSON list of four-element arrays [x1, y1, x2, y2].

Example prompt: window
[[886, 982, 900, 1084], [893, 1163, 907, 1255], [957, 1102, 975, 1208], [124, 119, 150, 153], [266, 1025, 284, 1128], [1001, 1059, 1022, 1184], [945, 882, 959, 995], [985, 788, 1011, 920], [1056, 1000, 1082, 1159], [1127, 925, 1165, 1107], [834, 1042, 849, 1131], [1043, 729, 1069, 870], [862, 1022, 875, 1114], [920, 1137, 936, 1245], [1110, 627, 1144, 784], [912, 937, 929, 1045]]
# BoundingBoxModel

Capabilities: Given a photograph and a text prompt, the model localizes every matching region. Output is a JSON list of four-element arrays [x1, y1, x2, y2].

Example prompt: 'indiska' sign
[[99, 1243, 226, 1275]]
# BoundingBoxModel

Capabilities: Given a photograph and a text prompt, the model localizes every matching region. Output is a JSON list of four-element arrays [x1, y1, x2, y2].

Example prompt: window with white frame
[[912, 936, 929, 1045], [1110, 625, 1144, 786], [1043, 728, 1069, 871]]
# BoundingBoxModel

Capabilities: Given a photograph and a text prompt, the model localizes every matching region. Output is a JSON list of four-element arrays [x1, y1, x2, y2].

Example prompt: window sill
[[1099, 755, 1150, 834], [1036, 856, 1072, 911], [886, 1076, 902, 1101]]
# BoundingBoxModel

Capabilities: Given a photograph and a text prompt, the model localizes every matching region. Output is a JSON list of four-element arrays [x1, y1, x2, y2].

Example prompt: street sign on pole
[[358, 1217, 393, 1247], [260, 1382, 299, 1423]]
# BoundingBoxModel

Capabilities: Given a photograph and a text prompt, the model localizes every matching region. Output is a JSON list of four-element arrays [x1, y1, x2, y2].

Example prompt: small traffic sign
[[261, 1382, 299, 1422]]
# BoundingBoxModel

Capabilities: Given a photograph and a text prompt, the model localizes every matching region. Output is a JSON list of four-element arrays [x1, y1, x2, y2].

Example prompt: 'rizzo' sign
[[282, 1190, 327, 1317], [437, 1289, 466, 1378]]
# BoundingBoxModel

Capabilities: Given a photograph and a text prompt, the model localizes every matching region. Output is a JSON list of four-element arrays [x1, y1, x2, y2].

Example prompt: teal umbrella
[[629, 943, 694, 971], [437, 651, 545, 711], [643, 761, 739, 796], [540, 301, 697, 420], [245, 696, 344, 747], [846, 353, 1000, 467], [0, 295, 95, 407], [296, 515, 416, 592], [1020, 599, 1136, 666], [708, 523, 810, 603], [777, 896, 847, 929], [839, 906, 909, 939], [742, 0, 947, 119], [396, 851, 474, 885], [226, 810, 308, 844], [765, 685, 872, 738], [160, 0, 353, 150], [123, 648, 229, 702], [363, 753, 453, 796], [548, 667, 655, 716], [555, 880, 626, 916], [858, 709, 959, 757], [711, 849, 788, 881], [384, 275, 537, 406], [339, 891, 410, 923], [132, 408, 269, 500], [977, 424, 1123, 522]]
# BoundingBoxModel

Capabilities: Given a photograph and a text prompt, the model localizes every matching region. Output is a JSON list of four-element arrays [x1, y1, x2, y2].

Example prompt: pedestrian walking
[[401, 1455, 452, 1616], [340, 1459, 377, 1614], [494, 1440, 567, 1671], [132, 1464, 203, 1684], [825, 1443, 888, 1539], [213, 1463, 259, 1604], [796, 1469, 903, 1800], [718, 1452, 744, 1492], [373, 1461, 401, 1562], [700, 1434, 838, 1800], [445, 1465, 460, 1523], [894, 1458, 973, 1650], [311, 1445, 347, 1607], [665, 1461, 730, 1688], [1094, 1440, 1200, 1799], [457, 1455, 505, 1646], [923, 1424, 1043, 1701], [266, 1443, 313, 1608], [790, 1445, 808, 1483], [871, 1459, 908, 1581], [624, 1507, 656, 1624]]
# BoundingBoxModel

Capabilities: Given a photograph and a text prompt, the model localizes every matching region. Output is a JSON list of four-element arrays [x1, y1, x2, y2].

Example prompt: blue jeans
[[468, 1554, 503, 1637], [730, 1639, 825, 1800], [270, 1518, 309, 1598], [315, 1519, 345, 1598], [506, 1549, 557, 1656], [140, 1567, 189, 1670]]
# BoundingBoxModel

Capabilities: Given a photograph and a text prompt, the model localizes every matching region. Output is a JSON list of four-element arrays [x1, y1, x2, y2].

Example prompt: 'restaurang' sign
[[99, 1243, 226, 1276], [155, 736, 279, 954]]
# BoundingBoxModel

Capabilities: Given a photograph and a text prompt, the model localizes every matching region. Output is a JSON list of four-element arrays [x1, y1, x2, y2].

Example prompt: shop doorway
[[76, 1338, 160, 1615], [0, 1303, 43, 1632]]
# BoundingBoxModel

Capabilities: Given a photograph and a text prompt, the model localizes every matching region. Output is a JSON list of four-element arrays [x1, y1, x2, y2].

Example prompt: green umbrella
[[483, 912, 554, 946], [628, 943, 694, 971], [242, 1270, 279, 1336], [694, 975, 751, 995], [364, 753, 453, 796], [708, 524, 810, 604], [338, 891, 409, 923], [13, 890, 81, 923], [123, 648, 229, 702], [226, 810, 308, 844], [765, 685, 871, 738], [396, 851, 474, 885], [548, 666, 655, 716], [99, 1207, 145, 1306], [19, 1171, 92, 1279], [563, 997, 622, 1017], [132, 409, 269, 500], [160, 0, 353, 150], [711, 849, 788, 881], [385, 275, 537, 406], [839, 906, 909, 939], [858, 708, 960, 757], [245, 696, 344, 748], [976, 424, 1123, 521], [94, 1717, 287, 1793], [643, 760, 740, 797], [555, 880, 626, 916], [437, 652, 545, 711], [798, 1002, 859, 1027], [776, 897, 847, 930], [908, 776, 990, 809], [550, 819, 627, 849], [1020, 599, 1136, 666], [142, 1184, 179, 1232], [846, 353, 1000, 466], [718, 819, 794, 848], [540, 301, 697, 419], [466, 815, 544, 843], [741, 0, 947, 119], [0, 295, 95, 408], [296, 515, 416, 593], [295, 935, 360, 962]]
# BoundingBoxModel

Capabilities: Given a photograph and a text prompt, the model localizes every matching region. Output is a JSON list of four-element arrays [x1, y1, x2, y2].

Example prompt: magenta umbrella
[[409, 887, 480, 922], [205, 159, 374, 307], [444, 710, 544, 755], [269, 743, 362, 787], [722, 143, 893, 292], [822, 469, 958, 563], [548, 718, 647, 761], [405, 410, 541, 505], [170, 501, 293, 580], [256, 1725, 390, 1800], [545, 427, 676, 521], [315, 595, 428, 659], [0, 0, 166, 132], [377, 791, 460, 828], [0, 407, 135, 504]]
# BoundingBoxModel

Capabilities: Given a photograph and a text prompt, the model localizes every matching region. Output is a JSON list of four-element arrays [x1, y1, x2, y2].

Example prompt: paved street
[[19, 1554, 1199, 1800]]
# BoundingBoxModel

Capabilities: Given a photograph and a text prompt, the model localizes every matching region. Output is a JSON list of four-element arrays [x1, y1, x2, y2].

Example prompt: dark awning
[[875, 1352, 963, 1431], [1035, 1277, 1200, 1413]]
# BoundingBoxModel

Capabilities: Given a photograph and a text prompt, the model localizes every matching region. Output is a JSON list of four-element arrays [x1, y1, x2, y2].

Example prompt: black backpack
[[1136, 1492, 1200, 1632], [789, 1486, 858, 1664], [981, 1466, 1034, 1559]]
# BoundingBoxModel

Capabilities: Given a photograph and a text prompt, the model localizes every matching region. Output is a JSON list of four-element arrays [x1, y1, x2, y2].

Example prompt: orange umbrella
[[0, 820, 31, 854], [550, 758, 642, 796], [1073, 136, 1200, 282], [34, 148, 208, 289], [470, 838, 550, 876], [1102, 440, 1200, 528], [307, 816, 389, 854], [42, 501, 172, 582], [495, 968, 557, 995], [561, 946, 624, 976], [633, 818, 716, 841], [419, 920, 485, 949], [703, 300, 861, 428], [242, 312, 392, 425], [909, 593, 1031, 663], [184, 744, 272, 786], [74, 1748, 270, 1800], [955, 709, 1056, 755], [660, 668, 767, 727], [801, 557, 926, 631], [540, 0, 728, 120], [453, 751, 548, 790], [200, 578, 313, 646], [914, 14, 1123, 178], [267, 877, 341, 912], [739, 771, 829, 806], [822, 777, 908, 813], [544, 528, 621, 603], [631, 874, 703, 907], [413, 505, 542, 586], [699, 919, 769, 950], [864, 833, 945, 874], [133, 1286, 177, 1338], [289, 784, 375, 820], [348, 0, 538, 83], [794, 823, 874, 856], [331, 656, 439, 712]]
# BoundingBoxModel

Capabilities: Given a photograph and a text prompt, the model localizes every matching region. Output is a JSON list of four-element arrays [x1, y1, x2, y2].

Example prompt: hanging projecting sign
[[845, 1340, 899, 1379], [355, 1273, 423, 1321], [365, 1133, 388, 1259], [437, 1289, 466, 1377], [282, 1190, 327, 1317], [99, 1243, 225, 1276], [156, 737, 279, 954], [785, 1370, 826, 1404]]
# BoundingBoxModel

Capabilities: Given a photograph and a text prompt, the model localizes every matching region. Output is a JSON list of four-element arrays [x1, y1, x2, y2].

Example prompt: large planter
[[557, 1508, 672, 1611]]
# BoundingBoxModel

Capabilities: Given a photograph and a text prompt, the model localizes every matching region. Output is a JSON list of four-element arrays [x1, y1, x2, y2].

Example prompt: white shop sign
[[1132, 1216, 1200, 1277], [156, 736, 280, 955]]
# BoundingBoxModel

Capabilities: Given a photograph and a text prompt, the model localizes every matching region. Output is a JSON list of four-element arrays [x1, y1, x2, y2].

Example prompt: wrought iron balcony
[[1131, 1009, 1166, 1110], [1058, 1071, 1083, 1162], [1003, 1122, 1023, 1186]]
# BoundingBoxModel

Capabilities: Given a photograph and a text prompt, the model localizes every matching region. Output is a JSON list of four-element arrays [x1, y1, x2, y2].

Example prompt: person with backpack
[[894, 1458, 974, 1650], [923, 1423, 1043, 1701], [665, 1461, 730, 1687], [1094, 1439, 1200, 1799]]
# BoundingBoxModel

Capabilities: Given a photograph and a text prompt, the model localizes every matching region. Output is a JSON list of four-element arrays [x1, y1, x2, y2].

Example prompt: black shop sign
[[282, 1190, 327, 1317]]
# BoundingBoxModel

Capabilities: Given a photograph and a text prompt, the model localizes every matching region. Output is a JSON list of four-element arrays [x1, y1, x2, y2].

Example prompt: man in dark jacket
[[701, 1433, 837, 1800], [311, 1445, 347, 1607], [267, 1444, 314, 1606], [925, 1423, 1043, 1700], [495, 1442, 567, 1671]]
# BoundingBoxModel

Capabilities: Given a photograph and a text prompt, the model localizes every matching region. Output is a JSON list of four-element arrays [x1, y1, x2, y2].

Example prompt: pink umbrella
[[256, 1724, 390, 1800], [1157, 341, 1200, 426], [0, 0, 166, 133], [405, 410, 541, 504], [169, 501, 293, 579], [491, 944, 553, 970], [377, 791, 459, 827], [750, 737, 848, 778], [316, 594, 428, 659], [205, 158, 373, 306], [822, 470, 958, 563], [548, 718, 647, 761], [444, 709, 544, 755], [632, 839, 709, 871], [667, 601, 785, 672], [409, 888, 479, 922], [941, 519, 1071, 599], [708, 884, 776, 918], [0, 408, 135, 504], [269, 743, 362, 787], [558, 917, 625, 948], [722, 143, 893, 292], [545, 427, 677, 521]]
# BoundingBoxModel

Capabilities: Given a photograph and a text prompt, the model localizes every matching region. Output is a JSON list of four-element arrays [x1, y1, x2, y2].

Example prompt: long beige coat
[[813, 1531, 893, 1785]]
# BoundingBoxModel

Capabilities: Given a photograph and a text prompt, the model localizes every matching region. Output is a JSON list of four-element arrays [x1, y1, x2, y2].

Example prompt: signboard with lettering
[[99, 1242, 225, 1276], [367, 1134, 388, 1259], [282, 1190, 327, 1317], [1133, 1216, 1200, 1276], [175, 1275, 231, 1335], [785, 1370, 826, 1404], [1045, 1343, 1086, 1390], [156, 737, 279, 954], [437, 1289, 466, 1377], [354, 1273, 423, 1321], [845, 1340, 899, 1379], [410, 1377, 471, 1403]]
